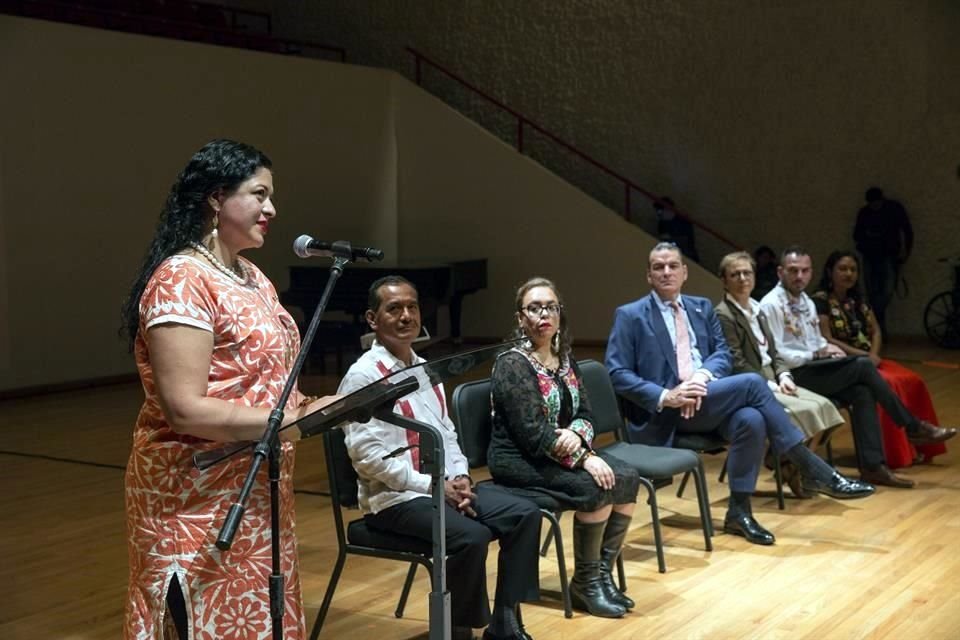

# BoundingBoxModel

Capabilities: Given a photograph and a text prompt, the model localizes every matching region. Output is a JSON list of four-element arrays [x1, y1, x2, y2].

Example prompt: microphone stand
[[369, 409, 450, 640], [214, 255, 349, 640]]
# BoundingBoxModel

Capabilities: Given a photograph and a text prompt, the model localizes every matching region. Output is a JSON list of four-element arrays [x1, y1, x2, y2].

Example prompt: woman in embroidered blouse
[[813, 250, 945, 466], [119, 140, 336, 640], [488, 277, 640, 619], [715, 252, 844, 496]]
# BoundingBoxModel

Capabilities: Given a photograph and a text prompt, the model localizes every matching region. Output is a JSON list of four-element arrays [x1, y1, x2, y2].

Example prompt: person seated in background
[[760, 246, 956, 488], [715, 251, 845, 498], [340, 276, 541, 640], [605, 242, 872, 547], [812, 250, 947, 466], [752, 245, 779, 300], [489, 277, 640, 619], [654, 196, 699, 262]]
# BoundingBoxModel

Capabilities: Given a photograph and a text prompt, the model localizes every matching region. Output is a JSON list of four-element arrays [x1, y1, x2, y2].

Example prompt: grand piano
[[279, 258, 487, 347]]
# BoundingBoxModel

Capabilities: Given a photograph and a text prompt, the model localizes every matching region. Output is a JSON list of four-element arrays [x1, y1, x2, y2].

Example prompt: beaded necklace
[[189, 243, 296, 367], [190, 242, 250, 286]]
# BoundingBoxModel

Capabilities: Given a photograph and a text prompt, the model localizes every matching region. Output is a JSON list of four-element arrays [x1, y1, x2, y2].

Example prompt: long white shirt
[[339, 341, 469, 515], [758, 282, 828, 369]]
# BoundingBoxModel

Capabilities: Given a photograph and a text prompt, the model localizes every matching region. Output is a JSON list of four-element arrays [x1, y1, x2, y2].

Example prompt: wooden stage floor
[[2, 340, 959, 639]]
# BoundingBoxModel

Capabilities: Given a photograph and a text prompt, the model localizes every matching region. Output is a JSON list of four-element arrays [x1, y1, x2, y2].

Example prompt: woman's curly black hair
[[119, 139, 272, 350]]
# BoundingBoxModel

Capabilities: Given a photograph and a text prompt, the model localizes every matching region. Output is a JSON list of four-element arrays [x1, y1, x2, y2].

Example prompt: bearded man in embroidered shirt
[[759, 245, 956, 488]]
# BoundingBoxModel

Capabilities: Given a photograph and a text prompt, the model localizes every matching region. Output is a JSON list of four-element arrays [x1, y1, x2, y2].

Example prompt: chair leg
[[539, 511, 561, 557], [309, 549, 347, 640], [718, 457, 728, 484], [692, 463, 714, 550], [395, 562, 419, 618], [541, 510, 572, 619], [676, 470, 691, 498], [773, 453, 785, 511], [641, 477, 666, 574]]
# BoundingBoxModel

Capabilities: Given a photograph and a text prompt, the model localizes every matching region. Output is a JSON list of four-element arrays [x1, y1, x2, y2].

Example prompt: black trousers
[[365, 483, 542, 628], [792, 356, 917, 468]]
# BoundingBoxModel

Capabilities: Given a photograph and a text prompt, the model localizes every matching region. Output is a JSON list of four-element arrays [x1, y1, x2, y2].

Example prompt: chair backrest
[[322, 428, 361, 547], [577, 359, 625, 439], [450, 378, 493, 469]]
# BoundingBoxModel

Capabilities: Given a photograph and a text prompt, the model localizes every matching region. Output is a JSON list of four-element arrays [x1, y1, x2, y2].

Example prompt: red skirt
[[876, 359, 945, 469]]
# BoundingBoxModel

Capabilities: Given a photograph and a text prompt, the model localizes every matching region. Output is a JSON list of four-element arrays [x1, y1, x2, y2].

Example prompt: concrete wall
[[266, 0, 960, 336], [394, 76, 719, 340]]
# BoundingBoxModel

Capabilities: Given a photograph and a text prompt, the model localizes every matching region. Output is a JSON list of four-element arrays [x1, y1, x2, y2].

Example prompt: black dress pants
[[791, 356, 917, 468], [365, 483, 541, 628]]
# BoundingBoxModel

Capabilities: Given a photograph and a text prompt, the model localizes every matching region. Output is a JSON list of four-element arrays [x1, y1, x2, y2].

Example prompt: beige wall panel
[[0, 15, 396, 390]]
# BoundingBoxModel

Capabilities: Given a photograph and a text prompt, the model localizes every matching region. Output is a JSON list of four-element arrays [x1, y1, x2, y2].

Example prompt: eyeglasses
[[727, 269, 755, 280], [522, 303, 562, 317]]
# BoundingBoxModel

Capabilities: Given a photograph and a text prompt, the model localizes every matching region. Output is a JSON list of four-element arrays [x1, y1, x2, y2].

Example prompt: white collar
[[370, 340, 423, 371], [652, 291, 683, 311], [726, 293, 759, 317]]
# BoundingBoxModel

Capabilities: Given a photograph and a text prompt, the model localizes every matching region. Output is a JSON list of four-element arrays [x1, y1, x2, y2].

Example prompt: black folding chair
[[451, 379, 574, 618], [577, 359, 714, 570], [309, 428, 436, 639], [672, 433, 786, 511]]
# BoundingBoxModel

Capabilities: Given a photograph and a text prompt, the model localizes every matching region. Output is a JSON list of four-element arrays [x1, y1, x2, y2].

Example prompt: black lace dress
[[488, 349, 639, 511]]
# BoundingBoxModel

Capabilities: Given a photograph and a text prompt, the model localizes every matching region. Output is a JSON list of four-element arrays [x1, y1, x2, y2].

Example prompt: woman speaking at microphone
[[119, 140, 336, 640]]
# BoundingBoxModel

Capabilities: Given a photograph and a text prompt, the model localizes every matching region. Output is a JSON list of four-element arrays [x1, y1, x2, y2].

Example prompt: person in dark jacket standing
[[853, 187, 913, 334]]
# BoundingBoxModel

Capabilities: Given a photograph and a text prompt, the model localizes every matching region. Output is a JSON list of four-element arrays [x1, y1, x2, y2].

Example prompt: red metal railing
[[0, 0, 347, 62], [407, 46, 739, 251]]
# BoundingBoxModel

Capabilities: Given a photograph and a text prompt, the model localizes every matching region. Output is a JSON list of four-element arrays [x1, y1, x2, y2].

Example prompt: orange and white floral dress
[[124, 254, 305, 640]]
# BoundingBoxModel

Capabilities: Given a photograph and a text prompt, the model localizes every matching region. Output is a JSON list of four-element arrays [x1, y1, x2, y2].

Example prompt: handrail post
[[517, 117, 524, 153]]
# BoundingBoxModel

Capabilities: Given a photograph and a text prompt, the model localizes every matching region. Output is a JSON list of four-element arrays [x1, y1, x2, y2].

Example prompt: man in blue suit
[[605, 242, 873, 545]]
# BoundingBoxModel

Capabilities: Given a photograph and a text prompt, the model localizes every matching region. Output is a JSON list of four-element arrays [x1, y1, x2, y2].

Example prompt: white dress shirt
[[339, 341, 469, 515], [651, 291, 714, 410]]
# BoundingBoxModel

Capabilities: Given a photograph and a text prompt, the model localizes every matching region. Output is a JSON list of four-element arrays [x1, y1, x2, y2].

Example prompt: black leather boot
[[569, 518, 626, 618], [599, 512, 635, 610]]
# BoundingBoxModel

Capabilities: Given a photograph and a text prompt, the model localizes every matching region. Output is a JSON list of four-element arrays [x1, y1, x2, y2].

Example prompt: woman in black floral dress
[[488, 277, 640, 619]]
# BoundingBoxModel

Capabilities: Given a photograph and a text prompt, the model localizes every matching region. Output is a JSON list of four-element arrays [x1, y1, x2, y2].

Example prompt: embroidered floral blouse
[[811, 291, 873, 351], [491, 348, 595, 469]]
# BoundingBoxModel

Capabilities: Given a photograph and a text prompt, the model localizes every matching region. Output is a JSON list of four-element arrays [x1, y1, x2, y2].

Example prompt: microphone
[[293, 235, 384, 262]]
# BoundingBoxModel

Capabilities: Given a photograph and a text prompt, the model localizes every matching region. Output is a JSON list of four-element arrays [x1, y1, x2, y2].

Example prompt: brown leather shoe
[[861, 464, 915, 489], [907, 421, 958, 446], [781, 462, 812, 499]]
